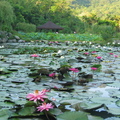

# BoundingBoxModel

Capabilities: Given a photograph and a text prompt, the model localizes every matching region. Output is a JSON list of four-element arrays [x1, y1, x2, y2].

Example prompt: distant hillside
[[73, 0, 90, 7], [73, 0, 120, 7], [73, 0, 120, 19]]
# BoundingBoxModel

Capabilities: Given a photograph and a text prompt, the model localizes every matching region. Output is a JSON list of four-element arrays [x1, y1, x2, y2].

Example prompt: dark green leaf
[[0, 109, 10, 120], [18, 106, 36, 116], [56, 111, 88, 120]]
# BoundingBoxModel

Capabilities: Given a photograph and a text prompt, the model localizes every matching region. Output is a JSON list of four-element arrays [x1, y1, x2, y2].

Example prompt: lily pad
[[116, 100, 120, 107], [79, 102, 104, 110], [15, 100, 27, 105], [107, 82, 120, 88], [60, 99, 82, 105], [105, 107, 120, 115], [50, 108, 62, 115], [0, 101, 14, 109], [88, 115, 104, 120], [18, 106, 36, 116], [106, 117, 120, 120], [0, 109, 10, 120], [56, 111, 88, 120], [90, 97, 117, 105]]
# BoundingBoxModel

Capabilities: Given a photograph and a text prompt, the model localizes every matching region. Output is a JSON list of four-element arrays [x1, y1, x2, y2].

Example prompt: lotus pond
[[0, 41, 120, 120]]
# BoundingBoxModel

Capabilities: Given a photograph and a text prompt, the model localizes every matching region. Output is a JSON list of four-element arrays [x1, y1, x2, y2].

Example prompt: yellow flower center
[[34, 90, 39, 95]]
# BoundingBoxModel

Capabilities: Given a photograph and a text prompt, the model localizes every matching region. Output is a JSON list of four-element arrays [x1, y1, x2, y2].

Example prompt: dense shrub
[[16, 23, 36, 32], [91, 24, 116, 40], [61, 20, 85, 34], [100, 25, 116, 40]]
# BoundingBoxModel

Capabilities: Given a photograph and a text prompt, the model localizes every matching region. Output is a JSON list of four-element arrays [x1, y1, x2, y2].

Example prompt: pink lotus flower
[[91, 67, 98, 70], [26, 90, 47, 102], [37, 102, 54, 112], [91, 51, 96, 53], [84, 52, 89, 55], [30, 54, 39, 57], [69, 68, 79, 72], [96, 56, 102, 59], [55, 41, 58, 43], [41, 89, 50, 93], [48, 41, 54, 44], [49, 73, 56, 77], [114, 55, 118, 58], [54, 86, 58, 89], [109, 53, 114, 55]]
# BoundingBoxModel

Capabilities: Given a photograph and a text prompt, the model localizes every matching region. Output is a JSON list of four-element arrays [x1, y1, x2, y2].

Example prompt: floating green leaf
[[79, 102, 104, 110], [18, 106, 36, 116], [106, 117, 120, 120], [88, 115, 104, 120], [105, 107, 120, 115], [90, 97, 116, 105], [60, 99, 82, 105], [107, 82, 120, 88], [50, 108, 62, 115], [15, 100, 27, 105], [0, 101, 14, 108], [116, 100, 120, 107], [56, 111, 88, 120], [0, 109, 10, 120]]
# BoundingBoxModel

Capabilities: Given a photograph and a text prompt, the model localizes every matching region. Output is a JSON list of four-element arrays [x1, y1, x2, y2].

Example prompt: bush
[[16, 23, 36, 32], [100, 25, 116, 40], [114, 32, 120, 38], [91, 24, 116, 40]]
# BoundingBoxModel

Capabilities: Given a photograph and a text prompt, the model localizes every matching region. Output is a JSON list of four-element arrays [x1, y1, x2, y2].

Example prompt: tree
[[0, 1, 15, 31]]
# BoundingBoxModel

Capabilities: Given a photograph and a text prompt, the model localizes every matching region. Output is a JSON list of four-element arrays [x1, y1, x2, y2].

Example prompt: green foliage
[[59, 59, 71, 68], [73, 0, 90, 7], [16, 23, 36, 32], [18, 106, 36, 116], [91, 64, 102, 72], [0, 1, 15, 31], [13, 46, 59, 54], [114, 32, 120, 38], [1, 0, 119, 39], [18, 32, 103, 42], [91, 24, 116, 40], [0, 32, 7, 39], [97, 19, 116, 26], [100, 25, 116, 40], [57, 111, 88, 120], [0, 109, 9, 120]]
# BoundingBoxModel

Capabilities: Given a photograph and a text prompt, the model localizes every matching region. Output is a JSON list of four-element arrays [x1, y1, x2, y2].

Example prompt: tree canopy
[[0, 1, 15, 31], [0, 0, 119, 33]]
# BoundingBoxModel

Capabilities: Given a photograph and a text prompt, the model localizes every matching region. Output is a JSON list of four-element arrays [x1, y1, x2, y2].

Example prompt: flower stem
[[45, 111, 50, 120]]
